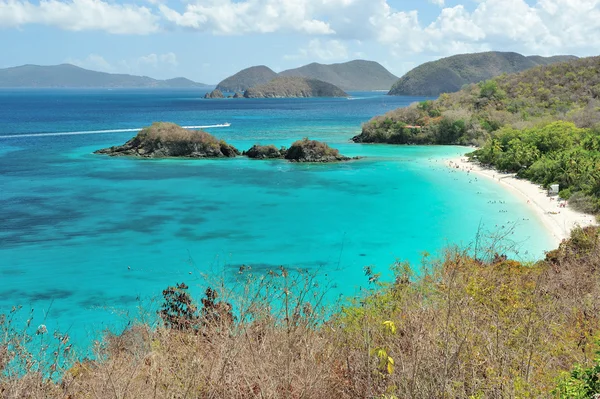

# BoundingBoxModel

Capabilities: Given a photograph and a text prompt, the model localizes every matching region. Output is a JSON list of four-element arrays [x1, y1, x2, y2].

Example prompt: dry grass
[[139, 122, 221, 145], [2, 227, 600, 398]]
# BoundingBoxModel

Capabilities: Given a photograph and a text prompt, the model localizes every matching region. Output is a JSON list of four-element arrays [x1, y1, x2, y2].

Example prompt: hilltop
[[215, 66, 278, 92], [243, 77, 347, 98], [388, 52, 577, 96], [279, 60, 398, 91], [0, 64, 210, 88]]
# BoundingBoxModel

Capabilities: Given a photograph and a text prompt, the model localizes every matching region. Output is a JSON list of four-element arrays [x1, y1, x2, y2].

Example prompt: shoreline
[[445, 155, 597, 247]]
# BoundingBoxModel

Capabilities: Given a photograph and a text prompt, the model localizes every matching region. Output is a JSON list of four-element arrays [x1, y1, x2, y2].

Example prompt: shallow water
[[0, 89, 554, 350]]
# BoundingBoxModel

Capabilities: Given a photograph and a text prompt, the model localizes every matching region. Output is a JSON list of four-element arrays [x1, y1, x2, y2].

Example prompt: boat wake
[[0, 124, 231, 139]]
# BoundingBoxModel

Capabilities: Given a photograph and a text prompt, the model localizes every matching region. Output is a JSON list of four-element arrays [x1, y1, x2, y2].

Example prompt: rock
[[204, 89, 224, 99], [233, 92, 243, 98], [244, 144, 286, 159], [94, 122, 240, 159], [284, 138, 355, 162]]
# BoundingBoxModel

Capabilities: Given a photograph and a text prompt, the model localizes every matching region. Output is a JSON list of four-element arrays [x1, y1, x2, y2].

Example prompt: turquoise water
[[0, 89, 555, 350]]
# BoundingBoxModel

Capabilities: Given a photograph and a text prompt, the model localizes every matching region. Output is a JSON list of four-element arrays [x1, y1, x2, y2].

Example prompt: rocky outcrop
[[94, 122, 240, 158], [204, 89, 224, 99], [284, 138, 354, 162], [243, 144, 286, 159], [243, 77, 348, 98], [233, 92, 243, 98]]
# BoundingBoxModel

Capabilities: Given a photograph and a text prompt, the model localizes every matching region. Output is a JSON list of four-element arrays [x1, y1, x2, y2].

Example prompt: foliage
[[553, 345, 600, 398], [285, 137, 349, 162], [243, 144, 285, 159], [357, 56, 600, 146], [470, 121, 600, 212]]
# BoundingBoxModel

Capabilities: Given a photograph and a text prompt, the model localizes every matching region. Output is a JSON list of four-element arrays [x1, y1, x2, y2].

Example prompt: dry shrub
[[139, 122, 220, 145], [3, 228, 600, 398]]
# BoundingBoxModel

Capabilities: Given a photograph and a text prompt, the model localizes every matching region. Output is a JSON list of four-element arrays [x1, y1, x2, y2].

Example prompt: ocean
[[0, 88, 555, 351]]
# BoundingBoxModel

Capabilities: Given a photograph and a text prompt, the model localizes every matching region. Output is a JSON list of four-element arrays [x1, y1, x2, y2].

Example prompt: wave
[[0, 124, 231, 139]]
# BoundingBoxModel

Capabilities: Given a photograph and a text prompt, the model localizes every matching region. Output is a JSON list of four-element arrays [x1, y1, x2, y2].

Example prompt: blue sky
[[0, 0, 598, 84]]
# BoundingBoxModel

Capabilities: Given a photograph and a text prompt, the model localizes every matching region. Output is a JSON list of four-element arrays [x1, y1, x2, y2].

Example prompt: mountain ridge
[[0, 64, 210, 88], [388, 52, 578, 96], [279, 60, 398, 91], [216, 60, 398, 92]]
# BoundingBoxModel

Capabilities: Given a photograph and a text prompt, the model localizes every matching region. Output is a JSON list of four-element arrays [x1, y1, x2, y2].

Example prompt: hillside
[[215, 66, 278, 92], [388, 52, 578, 96], [0, 64, 210, 88], [357, 56, 600, 145], [243, 77, 348, 98], [279, 60, 398, 91]]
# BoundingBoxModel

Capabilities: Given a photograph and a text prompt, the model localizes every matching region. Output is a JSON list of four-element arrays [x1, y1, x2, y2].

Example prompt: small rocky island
[[243, 144, 286, 159], [204, 89, 224, 99], [243, 77, 348, 98], [244, 139, 355, 163], [94, 122, 240, 158]]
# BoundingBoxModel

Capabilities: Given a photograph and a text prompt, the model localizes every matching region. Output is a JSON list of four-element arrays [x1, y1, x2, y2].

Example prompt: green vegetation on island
[[94, 122, 240, 158], [3, 226, 600, 398], [243, 144, 286, 159], [0, 64, 210, 88], [279, 60, 399, 91], [243, 76, 348, 98], [388, 51, 577, 96], [285, 138, 354, 162], [356, 56, 600, 213], [215, 65, 279, 93]]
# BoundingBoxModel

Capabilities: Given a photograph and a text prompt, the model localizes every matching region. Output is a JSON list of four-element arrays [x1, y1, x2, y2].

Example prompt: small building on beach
[[548, 184, 560, 196]]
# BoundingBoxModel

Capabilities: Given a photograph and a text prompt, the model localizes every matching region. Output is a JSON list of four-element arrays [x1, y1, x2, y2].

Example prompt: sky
[[0, 0, 599, 84]]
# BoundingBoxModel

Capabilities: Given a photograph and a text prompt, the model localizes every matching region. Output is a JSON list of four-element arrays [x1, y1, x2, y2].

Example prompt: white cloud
[[429, 0, 445, 6], [285, 39, 348, 61], [66, 53, 114, 72], [0, 0, 159, 34], [67, 52, 179, 75], [159, 0, 335, 35]]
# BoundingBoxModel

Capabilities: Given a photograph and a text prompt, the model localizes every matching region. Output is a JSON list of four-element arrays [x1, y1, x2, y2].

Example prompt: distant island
[[215, 66, 279, 93], [243, 77, 347, 98], [0, 64, 210, 88], [216, 60, 398, 92], [94, 122, 240, 158], [388, 51, 578, 96], [279, 60, 398, 91]]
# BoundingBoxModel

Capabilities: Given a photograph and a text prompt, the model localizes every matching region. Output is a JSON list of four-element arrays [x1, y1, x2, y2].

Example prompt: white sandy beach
[[446, 156, 597, 247]]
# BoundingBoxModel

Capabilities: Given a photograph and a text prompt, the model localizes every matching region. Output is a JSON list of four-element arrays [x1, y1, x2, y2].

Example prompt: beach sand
[[446, 156, 597, 247]]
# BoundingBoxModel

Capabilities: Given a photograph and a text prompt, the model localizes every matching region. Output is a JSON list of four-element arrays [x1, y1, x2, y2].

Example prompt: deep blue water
[[0, 89, 554, 351]]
